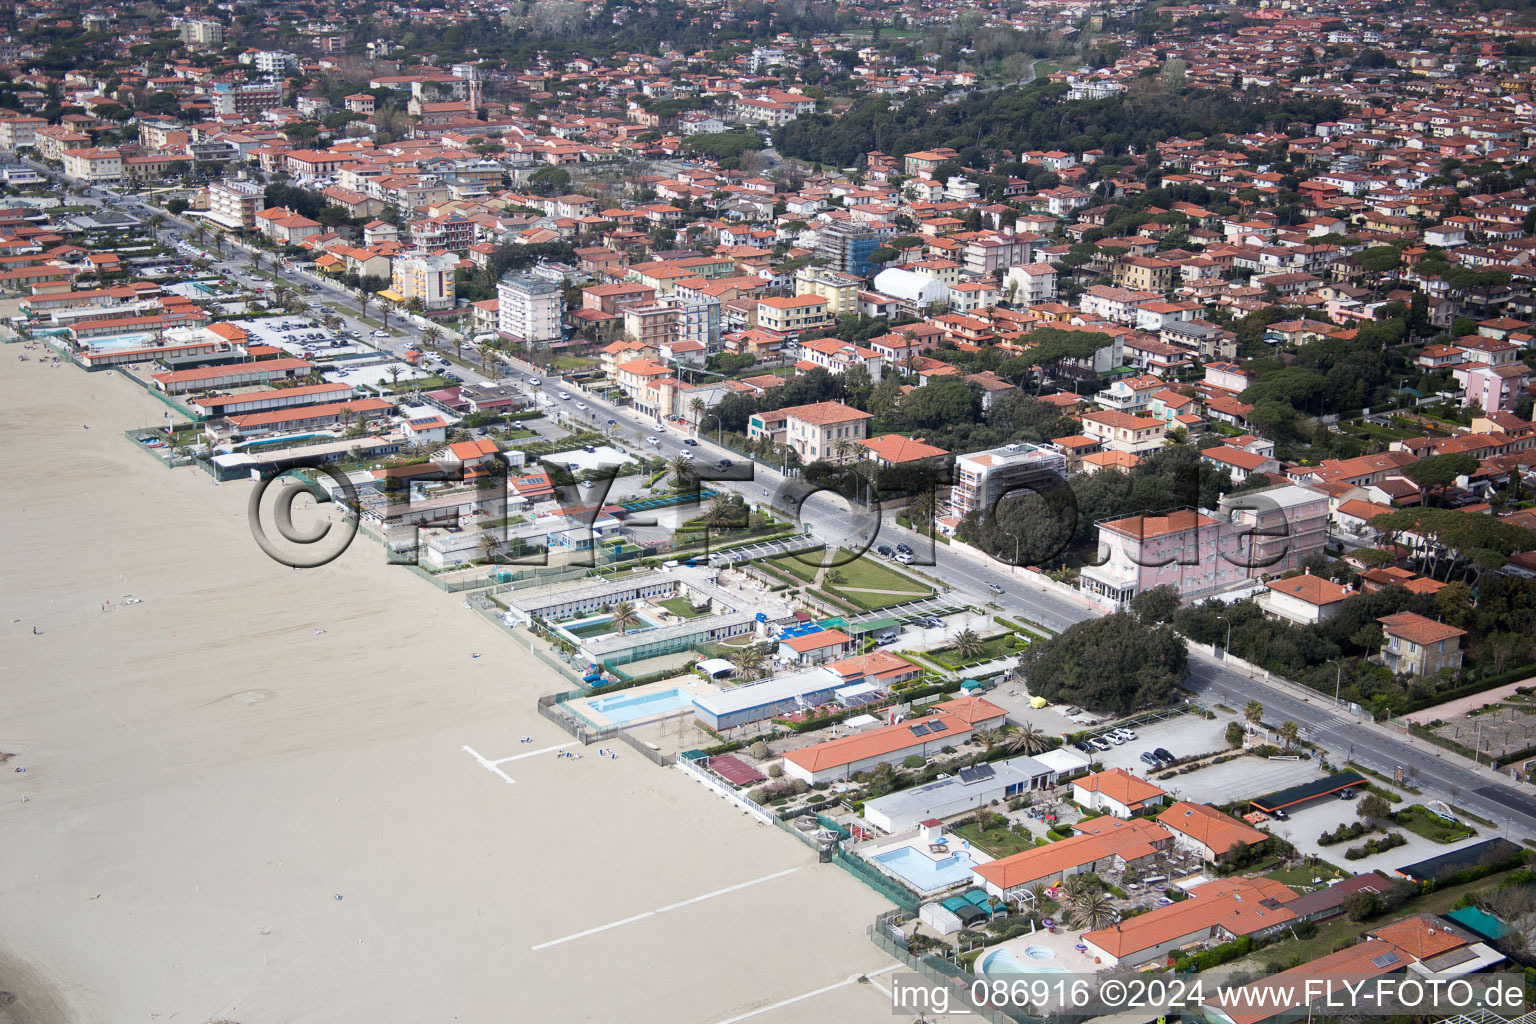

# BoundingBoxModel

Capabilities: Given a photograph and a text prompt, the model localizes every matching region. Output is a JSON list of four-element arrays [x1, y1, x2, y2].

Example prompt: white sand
[[0, 353, 899, 1023]]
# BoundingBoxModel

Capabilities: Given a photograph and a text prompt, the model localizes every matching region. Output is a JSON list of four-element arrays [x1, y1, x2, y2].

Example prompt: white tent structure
[[872, 267, 949, 308]]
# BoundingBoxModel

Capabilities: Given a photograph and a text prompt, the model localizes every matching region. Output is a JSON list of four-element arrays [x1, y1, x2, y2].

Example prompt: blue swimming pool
[[587, 687, 695, 724], [979, 949, 1070, 976], [873, 846, 975, 891]]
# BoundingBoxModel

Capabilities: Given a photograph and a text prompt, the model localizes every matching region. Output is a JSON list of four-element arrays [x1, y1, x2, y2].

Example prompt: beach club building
[[781, 697, 1006, 784], [862, 747, 1091, 833], [691, 650, 921, 732], [1155, 801, 1269, 863], [151, 357, 315, 395], [971, 817, 1172, 900], [1072, 768, 1168, 818], [187, 381, 359, 419], [1081, 876, 1300, 968]]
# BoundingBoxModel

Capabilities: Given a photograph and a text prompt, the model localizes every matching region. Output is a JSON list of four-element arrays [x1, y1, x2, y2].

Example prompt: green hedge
[[1175, 935, 1253, 972]]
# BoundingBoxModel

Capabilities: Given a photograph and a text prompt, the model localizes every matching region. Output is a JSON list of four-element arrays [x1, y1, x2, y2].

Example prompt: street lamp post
[[1004, 531, 1021, 575], [703, 412, 723, 446], [1217, 615, 1231, 656]]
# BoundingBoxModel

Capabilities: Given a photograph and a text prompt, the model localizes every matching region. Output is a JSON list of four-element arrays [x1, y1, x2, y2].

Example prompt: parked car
[[1103, 732, 1125, 745], [1270, 808, 1289, 821], [1075, 741, 1092, 753], [1115, 728, 1138, 741], [896, 542, 913, 555], [895, 551, 914, 564], [1140, 752, 1161, 767], [1090, 737, 1113, 752], [1154, 747, 1175, 765], [1338, 788, 1356, 800], [876, 545, 893, 557], [582, 445, 597, 454], [1064, 707, 1083, 717]]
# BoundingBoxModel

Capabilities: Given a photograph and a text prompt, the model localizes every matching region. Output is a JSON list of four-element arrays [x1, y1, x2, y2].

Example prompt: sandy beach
[[0, 351, 897, 1023]]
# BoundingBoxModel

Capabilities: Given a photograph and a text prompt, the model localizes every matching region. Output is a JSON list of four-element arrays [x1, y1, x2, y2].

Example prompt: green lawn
[[764, 549, 827, 584], [1393, 805, 1477, 844], [931, 633, 1023, 669], [1265, 861, 1345, 890], [659, 596, 708, 618], [823, 549, 935, 610], [953, 822, 1039, 858]]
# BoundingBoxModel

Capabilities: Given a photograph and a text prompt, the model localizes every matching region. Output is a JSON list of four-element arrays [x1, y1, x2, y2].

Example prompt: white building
[[390, 252, 458, 310], [871, 267, 949, 310], [1004, 263, 1058, 304], [497, 272, 563, 345], [207, 179, 265, 230]]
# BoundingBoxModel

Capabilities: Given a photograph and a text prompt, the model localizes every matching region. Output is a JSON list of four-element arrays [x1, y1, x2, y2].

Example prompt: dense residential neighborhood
[[13, 0, 1536, 1020]]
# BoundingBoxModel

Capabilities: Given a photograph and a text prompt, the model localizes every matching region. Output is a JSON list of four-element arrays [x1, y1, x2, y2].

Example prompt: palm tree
[[669, 454, 696, 487], [1244, 700, 1264, 729], [423, 326, 442, 352], [1059, 874, 1092, 901], [908, 489, 941, 532], [953, 628, 985, 661], [248, 250, 262, 273], [834, 437, 857, 464], [358, 293, 370, 320], [1006, 723, 1048, 756], [149, 213, 164, 239], [388, 364, 402, 387], [704, 492, 736, 532], [1070, 890, 1116, 931], [609, 601, 641, 634], [1279, 720, 1300, 750], [338, 404, 357, 431], [689, 396, 707, 432], [727, 643, 768, 680]]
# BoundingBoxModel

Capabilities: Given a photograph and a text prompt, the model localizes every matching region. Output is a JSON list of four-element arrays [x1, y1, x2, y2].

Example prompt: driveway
[[1275, 795, 1486, 878], [1087, 714, 1235, 777], [1156, 756, 1324, 807]]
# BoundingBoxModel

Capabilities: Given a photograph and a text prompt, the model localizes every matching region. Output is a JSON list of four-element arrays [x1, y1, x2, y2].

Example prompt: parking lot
[[1080, 713, 1234, 778], [1156, 755, 1324, 806]]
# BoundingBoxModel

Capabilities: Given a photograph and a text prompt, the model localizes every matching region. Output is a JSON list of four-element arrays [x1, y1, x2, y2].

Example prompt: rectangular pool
[[587, 687, 695, 725], [872, 846, 976, 891]]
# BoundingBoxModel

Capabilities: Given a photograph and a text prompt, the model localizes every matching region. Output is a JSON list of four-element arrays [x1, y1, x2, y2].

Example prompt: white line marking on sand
[[712, 964, 901, 1024], [530, 911, 657, 951], [461, 744, 516, 785], [653, 867, 799, 913], [532, 867, 800, 951], [490, 742, 574, 765]]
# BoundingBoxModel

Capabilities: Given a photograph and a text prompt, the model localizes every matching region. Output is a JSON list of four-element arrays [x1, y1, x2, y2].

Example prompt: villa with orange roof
[[1156, 801, 1268, 862], [1072, 768, 1168, 818], [1083, 876, 1299, 967], [971, 817, 1172, 898], [781, 709, 972, 784]]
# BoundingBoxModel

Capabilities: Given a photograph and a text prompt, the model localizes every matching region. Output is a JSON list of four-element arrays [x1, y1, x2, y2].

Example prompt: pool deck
[[984, 925, 1103, 975], [566, 675, 720, 730], [862, 833, 994, 895]]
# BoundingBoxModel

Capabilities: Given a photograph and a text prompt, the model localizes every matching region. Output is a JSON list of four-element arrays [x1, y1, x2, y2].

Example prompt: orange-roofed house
[[782, 709, 972, 784], [1083, 876, 1299, 967], [859, 433, 949, 468], [1080, 509, 1251, 610], [435, 438, 502, 469], [971, 817, 1172, 898], [1072, 768, 1168, 818], [1377, 612, 1465, 677], [778, 627, 855, 666], [781, 402, 873, 464], [1156, 801, 1268, 862], [1257, 572, 1353, 627], [930, 695, 1008, 730], [1203, 940, 1411, 1024]]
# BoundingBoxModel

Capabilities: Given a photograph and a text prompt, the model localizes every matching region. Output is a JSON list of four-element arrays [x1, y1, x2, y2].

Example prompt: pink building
[[1464, 363, 1529, 414]]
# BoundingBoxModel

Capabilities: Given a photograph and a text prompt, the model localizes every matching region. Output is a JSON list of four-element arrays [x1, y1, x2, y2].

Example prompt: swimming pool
[[872, 846, 975, 891], [979, 949, 1070, 976], [559, 612, 662, 638], [586, 687, 695, 724]]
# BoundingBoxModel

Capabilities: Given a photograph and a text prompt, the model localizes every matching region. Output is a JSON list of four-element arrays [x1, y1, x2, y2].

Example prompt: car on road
[[680, 450, 694, 460], [896, 542, 913, 555], [894, 551, 914, 564], [717, 459, 732, 469], [645, 435, 660, 445], [683, 438, 698, 446], [1154, 747, 1175, 765], [558, 391, 572, 400], [1140, 752, 1161, 767], [575, 402, 587, 411], [371, 330, 387, 338], [987, 582, 1004, 594], [526, 377, 541, 386]]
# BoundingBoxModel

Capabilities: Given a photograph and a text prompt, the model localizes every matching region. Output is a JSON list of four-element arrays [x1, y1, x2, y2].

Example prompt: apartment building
[[497, 272, 563, 345], [389, 252, 457, 310], [1079, 509, 1252, 609], [781, 402, 873, 463], [813, 220, 890, 277], [757, 294, 831, 336], [178, 18, 224, 45], [794, 266, 861, 316], [61, 147, 122, 185], [1079, 410, 1168, 456], [1004, 263, 1058, 304], [0, 115, 46, 150], [207, 179, 265, 230], [949, 442, 1070, 521]]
